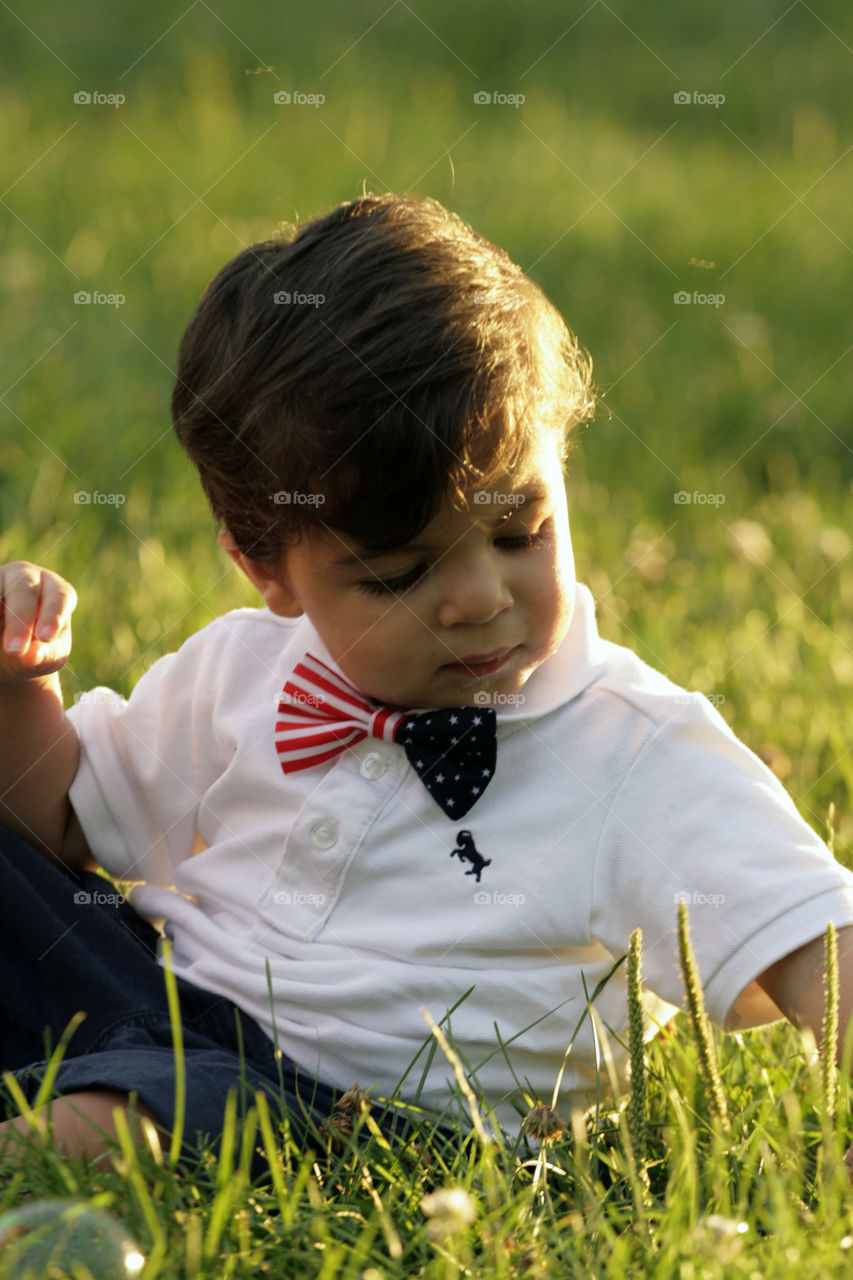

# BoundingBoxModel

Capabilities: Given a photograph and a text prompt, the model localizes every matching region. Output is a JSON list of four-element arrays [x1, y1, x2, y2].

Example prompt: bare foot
[[0, 1089, 163, 1163]]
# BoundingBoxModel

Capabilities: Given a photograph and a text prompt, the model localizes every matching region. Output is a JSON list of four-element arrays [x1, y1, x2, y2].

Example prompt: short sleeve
[[589, 692, 853, 1028], [67, 630, 222, 886]]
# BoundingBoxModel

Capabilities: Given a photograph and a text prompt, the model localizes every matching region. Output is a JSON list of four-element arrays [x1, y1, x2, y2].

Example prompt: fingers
[[0, 562, 77, 678]]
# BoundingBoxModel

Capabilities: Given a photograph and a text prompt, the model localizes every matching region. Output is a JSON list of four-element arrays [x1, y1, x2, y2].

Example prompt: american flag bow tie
[[275, 653, 497, 819]]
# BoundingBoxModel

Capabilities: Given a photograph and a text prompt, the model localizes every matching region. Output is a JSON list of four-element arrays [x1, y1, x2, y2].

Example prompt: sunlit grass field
[[1, 0, 853, 1273]]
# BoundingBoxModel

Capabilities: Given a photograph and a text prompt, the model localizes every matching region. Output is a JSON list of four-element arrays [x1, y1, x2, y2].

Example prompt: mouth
[[442, 646, 517, 677]]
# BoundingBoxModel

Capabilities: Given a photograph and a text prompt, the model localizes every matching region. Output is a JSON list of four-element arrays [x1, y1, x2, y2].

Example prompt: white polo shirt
[[68, 583, 853, 1128]]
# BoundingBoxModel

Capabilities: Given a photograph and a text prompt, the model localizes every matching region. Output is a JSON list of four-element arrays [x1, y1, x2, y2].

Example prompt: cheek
[[530, 552, 574, 636], [334, 602, 416, 671]]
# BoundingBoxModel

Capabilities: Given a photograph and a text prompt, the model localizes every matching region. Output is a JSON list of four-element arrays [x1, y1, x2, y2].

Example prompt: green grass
[[1, 0, 853, 1272], [3, 919, 853, 1278]]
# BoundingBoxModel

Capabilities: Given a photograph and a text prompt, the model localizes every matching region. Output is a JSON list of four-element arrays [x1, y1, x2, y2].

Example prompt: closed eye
[[356, 526, 547, 597], [496, 532, 545, 550], [356, 563, 429, 597]]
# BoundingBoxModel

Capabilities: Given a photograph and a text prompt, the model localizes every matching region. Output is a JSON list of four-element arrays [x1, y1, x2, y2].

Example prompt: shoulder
[[176, 605, 301, 652], [208, 605, 304, 666], [70, 607, 305, 723], [143, 606, 304, 680], [152, 606, 306, 710]]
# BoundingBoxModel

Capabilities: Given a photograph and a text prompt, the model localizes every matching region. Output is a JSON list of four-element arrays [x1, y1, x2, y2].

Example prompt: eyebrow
[[332, 488, 548, 567]]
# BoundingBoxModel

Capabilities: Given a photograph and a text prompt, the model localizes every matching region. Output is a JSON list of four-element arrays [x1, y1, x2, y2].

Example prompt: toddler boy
[[1, 192, 853, 1162]]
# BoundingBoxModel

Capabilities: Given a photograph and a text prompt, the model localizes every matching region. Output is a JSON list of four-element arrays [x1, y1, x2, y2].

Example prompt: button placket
[[257, 744, 404, 942]]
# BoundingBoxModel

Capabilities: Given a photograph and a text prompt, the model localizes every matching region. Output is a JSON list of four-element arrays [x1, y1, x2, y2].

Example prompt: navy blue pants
[[0, 828, 381, 1170]]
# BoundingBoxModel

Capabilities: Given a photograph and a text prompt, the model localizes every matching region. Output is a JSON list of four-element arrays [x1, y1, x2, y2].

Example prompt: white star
[[450, 736, 458, 745], [435, 773, 445, 783], [416, 759, 424, 768], [472, 715, 482, 726], [446, 797, 455, 806], [449, 714, 459, 725], [482, 768, 491, 777], [471, 785, 480, 795]]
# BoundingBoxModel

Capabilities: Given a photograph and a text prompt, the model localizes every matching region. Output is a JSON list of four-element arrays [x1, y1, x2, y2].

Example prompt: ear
[[217, 529, 304, 618]]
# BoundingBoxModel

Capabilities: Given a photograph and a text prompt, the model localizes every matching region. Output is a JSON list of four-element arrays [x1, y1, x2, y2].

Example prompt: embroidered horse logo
[[450, 829, 491, 883]]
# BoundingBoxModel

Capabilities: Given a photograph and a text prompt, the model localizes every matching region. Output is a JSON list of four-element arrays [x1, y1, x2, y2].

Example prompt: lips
[[443, 646, 516, 676], [459, 648, 511, 665]]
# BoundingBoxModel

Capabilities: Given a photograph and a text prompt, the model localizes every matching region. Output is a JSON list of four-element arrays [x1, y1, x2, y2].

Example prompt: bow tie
[[274, 653, 497, 819]]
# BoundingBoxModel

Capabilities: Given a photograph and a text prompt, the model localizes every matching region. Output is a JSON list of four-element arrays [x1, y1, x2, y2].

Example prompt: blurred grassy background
[[1, 0, 851, 855]]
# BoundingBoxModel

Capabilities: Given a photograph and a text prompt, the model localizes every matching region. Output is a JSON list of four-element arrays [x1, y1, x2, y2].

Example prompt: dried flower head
[[522, 1102, 566, 1143], [319, 1110, 353, 1149], [335, 1083, 372, 1114]]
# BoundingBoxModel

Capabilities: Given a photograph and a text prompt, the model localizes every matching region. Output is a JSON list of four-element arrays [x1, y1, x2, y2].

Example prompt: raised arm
[[0, 561, 91, 871], [756, 924, 853, 1065]]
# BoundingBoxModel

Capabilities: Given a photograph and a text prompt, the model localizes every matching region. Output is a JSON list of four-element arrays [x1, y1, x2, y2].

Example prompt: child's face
[[236, 433, 576, 710]]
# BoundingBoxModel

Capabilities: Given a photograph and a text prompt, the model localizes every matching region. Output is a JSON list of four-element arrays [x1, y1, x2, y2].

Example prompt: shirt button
[[309, 819, 339, 850], [359, 751, 388, 780]]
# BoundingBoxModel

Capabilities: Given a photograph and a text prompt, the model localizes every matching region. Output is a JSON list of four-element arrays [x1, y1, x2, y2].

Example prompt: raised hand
[[0, 561, 77, 684]]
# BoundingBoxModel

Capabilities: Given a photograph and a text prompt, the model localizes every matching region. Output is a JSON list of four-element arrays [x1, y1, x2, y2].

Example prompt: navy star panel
[[395, 707, 498, 819]]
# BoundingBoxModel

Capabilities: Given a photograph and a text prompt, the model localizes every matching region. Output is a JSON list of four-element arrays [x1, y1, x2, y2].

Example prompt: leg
[[0, 827, 163, 1073], [0, 1089, 163, 1163]]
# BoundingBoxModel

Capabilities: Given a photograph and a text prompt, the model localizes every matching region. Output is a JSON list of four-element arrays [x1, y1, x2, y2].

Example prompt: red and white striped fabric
[[275, 652, 409, 773]]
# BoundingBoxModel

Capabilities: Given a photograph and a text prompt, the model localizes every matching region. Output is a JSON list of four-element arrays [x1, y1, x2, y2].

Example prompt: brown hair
[[171, 192, 594, 566]]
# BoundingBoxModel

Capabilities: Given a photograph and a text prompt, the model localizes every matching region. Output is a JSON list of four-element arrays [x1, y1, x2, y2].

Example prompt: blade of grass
[[677, 899, 728, 1127], [160, 938, 186, 1168]]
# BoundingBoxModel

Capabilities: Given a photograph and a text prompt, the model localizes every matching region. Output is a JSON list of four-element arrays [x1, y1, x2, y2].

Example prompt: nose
[[436, 549, 513, 629]]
